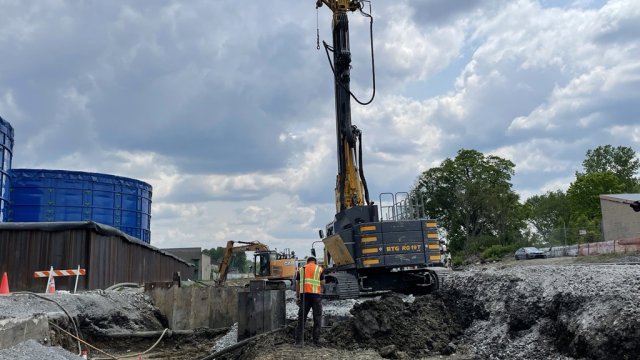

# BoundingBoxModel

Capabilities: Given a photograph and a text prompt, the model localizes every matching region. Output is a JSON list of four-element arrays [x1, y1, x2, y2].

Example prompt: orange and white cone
[[0, 272, 9, 295], [46, 274, 56, 294]]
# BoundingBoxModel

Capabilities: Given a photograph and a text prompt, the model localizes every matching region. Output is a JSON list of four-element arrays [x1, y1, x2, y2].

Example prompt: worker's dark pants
[[296, 296, 322, 344]]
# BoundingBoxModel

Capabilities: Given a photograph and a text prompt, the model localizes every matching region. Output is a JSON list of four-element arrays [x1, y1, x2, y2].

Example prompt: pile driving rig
[[315, 0, 448, 299]]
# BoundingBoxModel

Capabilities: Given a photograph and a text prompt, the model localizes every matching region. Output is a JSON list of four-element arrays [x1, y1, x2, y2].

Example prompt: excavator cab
[[253, 249, 297, 280], [254, 251, 276, 277]]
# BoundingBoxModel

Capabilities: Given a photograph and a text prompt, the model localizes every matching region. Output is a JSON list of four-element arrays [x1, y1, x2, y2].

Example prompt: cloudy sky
[[1, 0, 638, 256]]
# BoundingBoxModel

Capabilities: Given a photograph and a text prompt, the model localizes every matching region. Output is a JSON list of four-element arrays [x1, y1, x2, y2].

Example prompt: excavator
[[216, 240, 297, 287], [314, 0, 449, 299]]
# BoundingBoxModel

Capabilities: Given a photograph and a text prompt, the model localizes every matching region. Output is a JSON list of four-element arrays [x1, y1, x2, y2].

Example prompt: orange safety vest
[[299, 264, 323, 294]]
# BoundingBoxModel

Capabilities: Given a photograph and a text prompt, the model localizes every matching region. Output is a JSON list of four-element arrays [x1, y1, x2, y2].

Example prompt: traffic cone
[[0, 272, 9, 295], [46, 275, 56, 294]]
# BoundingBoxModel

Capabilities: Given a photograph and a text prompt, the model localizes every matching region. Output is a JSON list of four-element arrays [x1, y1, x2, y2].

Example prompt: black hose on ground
[[97, 327, 229, 338]]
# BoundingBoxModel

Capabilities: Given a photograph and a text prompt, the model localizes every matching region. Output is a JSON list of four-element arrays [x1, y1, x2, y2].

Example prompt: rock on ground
[[0, 340, 82, 360], [212, 322, 239, 352]]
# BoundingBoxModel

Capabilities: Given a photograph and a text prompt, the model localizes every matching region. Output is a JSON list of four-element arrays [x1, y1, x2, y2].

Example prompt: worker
[[295, 256, 325, 346]]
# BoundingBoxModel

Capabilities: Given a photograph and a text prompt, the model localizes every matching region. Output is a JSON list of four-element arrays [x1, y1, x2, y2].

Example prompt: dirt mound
[[324, 292, 484, 357], [454, 265, 640, 359]]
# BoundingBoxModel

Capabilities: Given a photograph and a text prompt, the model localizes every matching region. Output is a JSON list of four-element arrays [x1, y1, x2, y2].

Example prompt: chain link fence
[[533, 224, 640, 258]]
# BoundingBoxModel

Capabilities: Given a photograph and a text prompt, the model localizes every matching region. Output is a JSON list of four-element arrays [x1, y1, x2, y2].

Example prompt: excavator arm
[[217, 240, 269, 285]]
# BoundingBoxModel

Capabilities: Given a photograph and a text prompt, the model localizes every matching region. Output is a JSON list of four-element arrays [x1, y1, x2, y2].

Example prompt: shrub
[[452, 255, 464, 267], [481, 244, 519, 261]]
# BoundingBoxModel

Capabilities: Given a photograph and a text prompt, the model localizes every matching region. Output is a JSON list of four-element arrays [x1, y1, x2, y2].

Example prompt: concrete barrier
[[0, 314, 49, 350], [145, 283, 241, 330]]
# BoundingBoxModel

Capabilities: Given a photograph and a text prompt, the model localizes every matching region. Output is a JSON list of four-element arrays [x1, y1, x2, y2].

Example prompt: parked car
[[515, 247, 547, 260]]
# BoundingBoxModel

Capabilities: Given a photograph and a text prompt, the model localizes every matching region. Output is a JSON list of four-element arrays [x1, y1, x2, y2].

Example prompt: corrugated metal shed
[[0, 221, 194, 292]]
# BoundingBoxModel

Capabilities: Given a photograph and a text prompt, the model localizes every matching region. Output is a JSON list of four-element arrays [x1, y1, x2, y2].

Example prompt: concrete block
[[145, 283, 240, 330], [209, 287, 239, 328], [0, 314, 49, 350]]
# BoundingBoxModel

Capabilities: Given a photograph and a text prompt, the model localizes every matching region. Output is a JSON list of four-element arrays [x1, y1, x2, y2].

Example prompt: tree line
[[411, 145, 640, 263], [202, 247, 250, 273]]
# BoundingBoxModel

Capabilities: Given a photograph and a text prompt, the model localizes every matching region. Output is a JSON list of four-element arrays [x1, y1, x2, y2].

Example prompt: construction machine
[[315, 0, 449, 299], [216, 241, 297, 287]]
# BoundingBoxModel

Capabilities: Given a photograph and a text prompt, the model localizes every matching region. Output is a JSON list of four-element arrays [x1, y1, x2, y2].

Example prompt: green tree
[[412, 149, 524, 255], [203, 247, 225, 263], [203, 247, 249, 273], [581, 145, 640, 191], [523, 190, 569, 243], [567, 172, 625, 221]]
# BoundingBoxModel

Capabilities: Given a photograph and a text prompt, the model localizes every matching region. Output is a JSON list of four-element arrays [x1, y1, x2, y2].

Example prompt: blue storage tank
[[0, 115, 14, 222], [6, 169, 152, 243]]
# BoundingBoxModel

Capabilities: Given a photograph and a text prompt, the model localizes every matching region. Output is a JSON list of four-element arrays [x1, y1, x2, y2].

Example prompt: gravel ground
[[450, 264, 640, 359], [0, 288, 164, 335], [240, 262, 640, 359], [212, 322, 239, 352], [285, 290, 366, 320], [0, 340, 82, 360], [285, 290, 416, 321]]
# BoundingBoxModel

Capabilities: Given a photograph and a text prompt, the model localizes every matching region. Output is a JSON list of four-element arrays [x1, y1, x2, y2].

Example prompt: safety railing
[[378, 192, 426, 221]]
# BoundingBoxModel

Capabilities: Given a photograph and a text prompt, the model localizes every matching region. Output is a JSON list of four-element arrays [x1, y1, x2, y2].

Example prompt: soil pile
[[325, 292, 483, 357]]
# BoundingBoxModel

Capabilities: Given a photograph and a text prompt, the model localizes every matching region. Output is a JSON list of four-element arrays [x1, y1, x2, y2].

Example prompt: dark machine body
[[315, 0, 447, 299]]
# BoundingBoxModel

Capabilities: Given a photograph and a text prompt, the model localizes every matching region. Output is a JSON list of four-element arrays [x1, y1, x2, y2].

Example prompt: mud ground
[[87, 328, 227, 359]]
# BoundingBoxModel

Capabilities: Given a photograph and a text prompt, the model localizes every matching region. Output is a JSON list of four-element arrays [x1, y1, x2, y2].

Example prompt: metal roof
[[0, 221, 190, 266], [599, 193, 640, 204]]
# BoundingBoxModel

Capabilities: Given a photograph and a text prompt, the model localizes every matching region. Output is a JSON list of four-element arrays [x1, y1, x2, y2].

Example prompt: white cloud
[[1, 0, 639, 258]]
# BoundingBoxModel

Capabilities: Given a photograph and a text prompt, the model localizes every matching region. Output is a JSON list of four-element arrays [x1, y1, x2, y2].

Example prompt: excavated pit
[[324, 292, 484, 357], [221, 263, 640, 360], [4, 262, 640, 359], [452, 264, 640, 360]]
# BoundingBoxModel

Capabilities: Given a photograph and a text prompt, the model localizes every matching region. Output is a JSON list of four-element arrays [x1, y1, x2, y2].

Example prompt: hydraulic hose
[[104, 283, 140, 291], [358, 131, 371, 204]]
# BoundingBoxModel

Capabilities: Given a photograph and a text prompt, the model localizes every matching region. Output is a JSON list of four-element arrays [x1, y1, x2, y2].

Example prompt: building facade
[[162, 247, 212, 281], [600, 194, 640, 242]]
